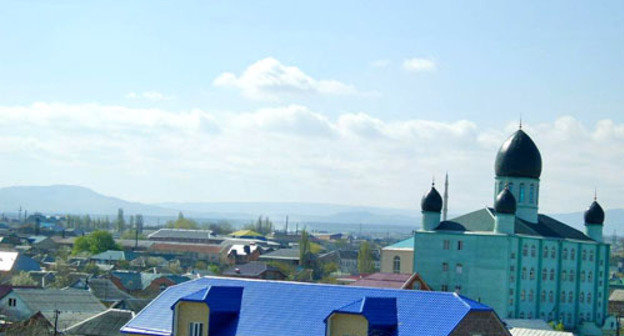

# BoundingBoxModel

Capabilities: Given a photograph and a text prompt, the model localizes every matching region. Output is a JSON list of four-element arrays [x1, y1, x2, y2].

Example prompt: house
[[258, 248, 300, 265], [338, 250, 358, 274], [222, 261, 286, 280], [26, 235, 57, 252], [120, 276, 510, 336], [0, 288, 107, 330], [608, 289, 624, 316], [0, 251, 41, 275], [89, 250, 138, 265], [2, 311, 54, 336], [64, 308, 134, 336], [147, 229, 215, 244], [149, 242, 224, 264], [110, 270, 190, 294], [110, 298, 151, 313], [69, 278, 133, 303], [229, 230, 266, 241], [226, 244, 261, 264], [381, 237, 414, 274], [28, 270, 56, 287], [349, 272, 431, 290]]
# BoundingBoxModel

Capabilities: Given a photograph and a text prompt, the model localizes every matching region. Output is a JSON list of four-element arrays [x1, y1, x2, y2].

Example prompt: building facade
[[381, 237, 414, 274], [413, 128, 611, 333]]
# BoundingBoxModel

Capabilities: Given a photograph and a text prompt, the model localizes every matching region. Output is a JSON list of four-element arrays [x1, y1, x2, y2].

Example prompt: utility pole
[[53, 309, 60, 336], [18, 205, 22, 223], [285, 216, 289, 234], [443, 172, 449, 221]]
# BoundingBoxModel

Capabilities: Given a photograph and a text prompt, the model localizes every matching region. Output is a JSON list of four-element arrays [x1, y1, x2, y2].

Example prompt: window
[[8, 298, 16, 307], [590, 250, 594, 261], [529, 184, 535, 203], [542, 268, 547, 281], [530, 268, 535, 280], [519, 183, 525, 202], [561, 291, 566, 303], [563, 248, 568, 259], [531, 245, 536, 257], [519, 312, 525, 319], [521, 290, 526, 301], [529, 290, 534, 302], [511, 252, 516, 259], [528, 312, 533, 319], [441, 284, 448, 291], [523, 245, 528, 257], [457, 241, 463, 250], [561, 270, 567, 281], [509, 297, 514, 305], [541, 290, 546, 301], [570, 248, 575, 260], [569, 270, 575, 282], [587, 293, 592, 303], [522, 267, 527, 280], [550, 269, 555, 280], [567, 313, 572, 323], [393, 256, 401, 273], [189, 322, 204, 336], [442, 262, 449, 272], [568, 292, 573, 302], [582, 250, 587, 260], [509, 289, 514, 296], [550, 247, 555, 258], [588, 271, 593, 282], [580, 292, 584, 303], [456, 263, 463, 274], [581, 271, 586, 282], [543, 246, 548, 258], [549, 291, 554, 303], [443, 240, 450, 250]]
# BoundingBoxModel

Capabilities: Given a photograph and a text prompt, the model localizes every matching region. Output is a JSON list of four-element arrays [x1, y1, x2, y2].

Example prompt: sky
[[0, 1, 622, 214]]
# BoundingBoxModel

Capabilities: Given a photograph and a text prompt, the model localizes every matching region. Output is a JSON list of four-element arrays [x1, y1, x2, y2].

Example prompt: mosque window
[[549, 291, 554, 302], [541, 290, 546, 301], [521, 290, 526, 301], [580, 292, 584, 303], [519, 183, 525, 202], [543, 246, 548, 258], [550, 269, 555, 280], [531, 245, 536, 257], [587, 293, 592, 303], [561, 271, 567, 281], [530, 268, 535, 280], [561, 291, 566, 303], [510, 274, 514, 282], [588, 271, 593, 281], [570, 248, 575, 260], [522, 267, 527, 280], [600, 259, 604, 266], [590, 250, 594, 261], [536, 185, 539, 203], [522, 245, 528, 257], [569, 270, 574, 282], [529, 290, 534, 302], [550, 247, 555, 258], [393, 256, 401, 273], [511, 252, 516, 259], [443, 240, 450, 250], [457, 241, 463, 250], [542, 268, 547, 281], [568, 292, 573, 302], [509, 298, 514, 306], [442, 262, 448, 272], [563, 248, 568, 259], [454, 285, 461, 293], [529, 184, 535, 203], [456, 264, 463, 274], [582, 250, 587, 260], [581, 271, 586, 282]]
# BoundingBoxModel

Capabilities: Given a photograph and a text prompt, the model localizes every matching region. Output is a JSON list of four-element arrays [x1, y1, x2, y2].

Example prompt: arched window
[[568, 292, 573, 302], [393, 256, 401, 273], [519, 183, 525, 202], [588, 271, 593, 281], [456, 263, 463, 274], [570, 248, 575, 260], [530, 268, 535, 280], [550, 269, 555, 280], [536, 185, 539, 204], [590, 250, 594, 261], [521, 290, 526, 301], [542, 268, 547, 281], [587, 293, 592, 303], [580, 292, 585, 303], [529, 290, 534, 302], [523, 245, 528, 256], [570, 270, 575, 282], [531, 245, 536, 257], [563, 248, 568, 259], [562, 270, 567, 281], [529, 184, 535, 203], [522, 267, 527, 280], [582, 249, 587, 260], [550, 247, 555, 258], [561, 291, 566, 303], [541, 290, 546, 301], [549, 291, 554, 303], [581, 271, 586, 282], [543, 246, 548, 258]]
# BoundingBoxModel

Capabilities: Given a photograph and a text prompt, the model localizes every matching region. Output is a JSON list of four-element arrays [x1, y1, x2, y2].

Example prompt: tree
[[135, 214, 144, 234], [165, 217, 199, 230], [116, 208, 126, 232], [207, 221, 234, 235], [10, 271, 36, 286], [357, 241, 375, 274], [299, 230, 312, 267], [72, 230, 120, 255]]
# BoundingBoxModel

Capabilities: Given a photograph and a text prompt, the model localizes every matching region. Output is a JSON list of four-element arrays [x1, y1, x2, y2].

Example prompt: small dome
[[495, 187, 517, 214], [584, 201, 605, 225], [421, 185, 442, 213], [495, 129, 542, 178]]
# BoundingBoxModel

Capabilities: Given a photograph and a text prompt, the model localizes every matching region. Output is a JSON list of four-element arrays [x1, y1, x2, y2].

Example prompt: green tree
[[72, 230, 120, 255], [116, 208, 126, 232], [10, 271, 36, 286], [357, 241, 375, 274], [207, 221, 234, 235], [166, 217, 199, 230], [299, 230, 312, 267]]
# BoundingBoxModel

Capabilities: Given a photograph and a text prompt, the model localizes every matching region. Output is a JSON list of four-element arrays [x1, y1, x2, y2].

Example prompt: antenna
[[519, 115, 523, 130], [594, 188, 597, 201]]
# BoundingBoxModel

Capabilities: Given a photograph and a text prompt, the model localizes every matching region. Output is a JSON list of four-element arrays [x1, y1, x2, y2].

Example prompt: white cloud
[[403, 58, 437, 72], [370, 59, 391, 68], [0, 102, 620, 216], [125, 91, 173, 101], [213, 57, 357, 100]]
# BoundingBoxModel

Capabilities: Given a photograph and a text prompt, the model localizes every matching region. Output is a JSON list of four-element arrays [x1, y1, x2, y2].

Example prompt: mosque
[[413, 126, 614, 334]]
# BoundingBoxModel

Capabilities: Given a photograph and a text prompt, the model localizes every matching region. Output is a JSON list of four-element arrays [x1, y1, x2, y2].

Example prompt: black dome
[[584, 201, 605, 225], [495, 187, 517, 214], [495, 130, 542, 178], [421, 185, 442, 213]]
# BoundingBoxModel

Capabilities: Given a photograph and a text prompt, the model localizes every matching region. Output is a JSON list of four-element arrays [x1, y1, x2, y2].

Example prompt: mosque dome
[[495, 187, 517, 214], [584, 201, 605, 225], [421, 185, 443, 213], [495, 129, 542, 179]]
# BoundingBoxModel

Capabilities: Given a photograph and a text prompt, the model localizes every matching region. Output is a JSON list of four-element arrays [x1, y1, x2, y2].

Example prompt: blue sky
[[0, 1, 622, 214]]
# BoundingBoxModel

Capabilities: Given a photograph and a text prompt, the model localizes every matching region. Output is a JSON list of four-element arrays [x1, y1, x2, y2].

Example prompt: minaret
[[421, 181, 443, 231], [442, 172, 449, 221], [584, 192, 605, 242]]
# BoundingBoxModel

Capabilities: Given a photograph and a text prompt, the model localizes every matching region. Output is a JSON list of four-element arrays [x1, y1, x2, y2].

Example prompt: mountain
[[0, 185, 174, 216]]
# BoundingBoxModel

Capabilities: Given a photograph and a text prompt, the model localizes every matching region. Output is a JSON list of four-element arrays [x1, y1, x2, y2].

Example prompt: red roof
[[348, 272, 431, 290]]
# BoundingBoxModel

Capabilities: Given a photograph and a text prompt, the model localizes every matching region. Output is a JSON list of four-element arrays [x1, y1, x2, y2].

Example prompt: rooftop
[[64, 308, 134, 336], [148, 228, 213, 240], [258, 248, 300, 261], [222, 261, 282, 277], [383, 237, 414, 250]]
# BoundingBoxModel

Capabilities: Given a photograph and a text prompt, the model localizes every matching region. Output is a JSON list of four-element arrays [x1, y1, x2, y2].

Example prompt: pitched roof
[[258, 248, 300, 261], [122, 277, 494, 336], [150, 242, 223, 254], [384, 237, 414, 250], [148, 228, 212, 240], [0, 251, 41, 272], [111, 298, 152, 313], [111, 271, 190, 291], [230, 230, 264, 238], [609, 289, 624, 302], [64, 309, 134, 336], [90, 250, 137, 262], [88, 278, 133, 302], [435, 208, 594, 241], [348, 272, 431, 290], [222, 261, 282, 277]]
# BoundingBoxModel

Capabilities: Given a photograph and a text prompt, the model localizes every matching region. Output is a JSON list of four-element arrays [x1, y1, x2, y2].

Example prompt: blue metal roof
[[121, 277, 494, 336]]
